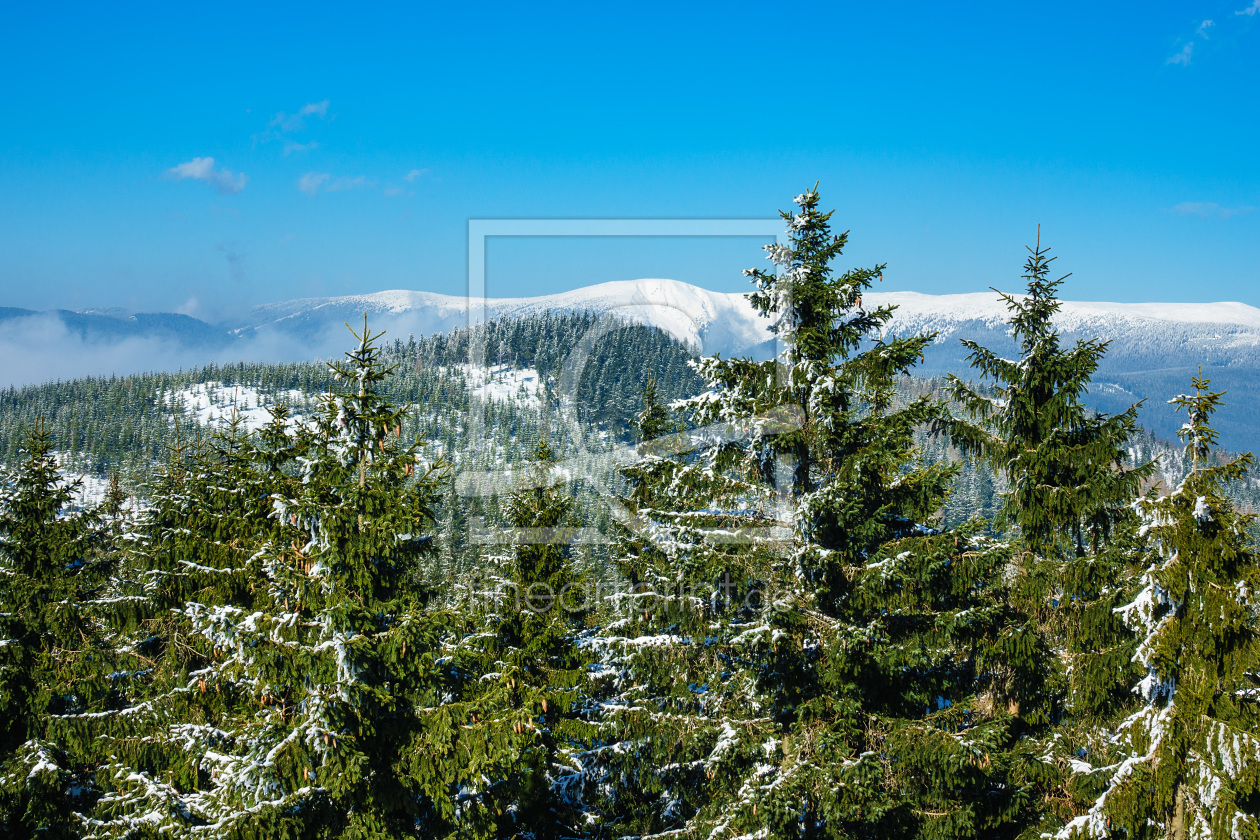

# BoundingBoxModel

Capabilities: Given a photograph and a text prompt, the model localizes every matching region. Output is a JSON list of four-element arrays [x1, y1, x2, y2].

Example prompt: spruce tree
[[595, 187, 1046, 839], [89, 321, 451, 838], [584, 311, 793, 836], [86, 412, 310, 835], [438, 439, 595, 837], [942, 231, 1154, 557], [744, 190, 1052, 839], [0, 421, 116, 838], [634, 376, 675, 444], [940, 232, 1157, 824], [1055, 374, 1260, 838]]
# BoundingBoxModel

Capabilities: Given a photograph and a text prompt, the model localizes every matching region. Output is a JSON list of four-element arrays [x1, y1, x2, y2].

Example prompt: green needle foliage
[[593, 188, 1059, 840], [87, 320, 450, 839], [85, 413, 305, 837], [0, 421, 116, 838], [947, 230, 1159, 770], [942, 231, 1155, 558], [1055, 374, 1260, 838], [437, 439, 594, 837], [939, 232, 1159, 827], [741, 190, 1050, 840]]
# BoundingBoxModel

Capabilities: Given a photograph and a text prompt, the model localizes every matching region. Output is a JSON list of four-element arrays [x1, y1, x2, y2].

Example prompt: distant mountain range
[[6, 278, 1260, 450], [226, 279, 771, 356], [0, 306, 230, 347]]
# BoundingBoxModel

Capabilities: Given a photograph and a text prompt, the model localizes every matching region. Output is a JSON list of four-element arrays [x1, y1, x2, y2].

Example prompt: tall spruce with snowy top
[[0, 422, 116, 837], [594, 188, 1048, 839], [941, 235, 1156, 769], [742, 190, 1058, 838], [89, 320, 451, 838], [1056, 374, 1260, 839], [943, 232, 1154, 557]]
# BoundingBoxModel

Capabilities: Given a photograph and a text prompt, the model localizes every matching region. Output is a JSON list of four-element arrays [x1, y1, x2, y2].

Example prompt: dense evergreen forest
[[3, 189, 1260, 838], [2, 311, 1253, 541], [0, 312, 702, 473]]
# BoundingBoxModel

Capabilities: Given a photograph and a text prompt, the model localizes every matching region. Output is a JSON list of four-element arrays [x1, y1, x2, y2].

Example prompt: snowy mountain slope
[[232, 279, 1260, 358], [228, 279, 1260, 449], [870, 291, 1260, 334], [870, 290, 1260, 448], [228, 279, 770, 357], [8, 278, 1260, 449]]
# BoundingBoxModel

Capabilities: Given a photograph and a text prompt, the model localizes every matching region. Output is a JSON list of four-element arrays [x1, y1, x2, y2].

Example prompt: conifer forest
[[5, 188, 1260, 839]]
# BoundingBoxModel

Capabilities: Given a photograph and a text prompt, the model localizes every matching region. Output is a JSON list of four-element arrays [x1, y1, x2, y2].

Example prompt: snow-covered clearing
[[165, 383, 308, 432], [458, 365, 543, 408], [66, 470, 113, 508], [44, 459, 138, 512]]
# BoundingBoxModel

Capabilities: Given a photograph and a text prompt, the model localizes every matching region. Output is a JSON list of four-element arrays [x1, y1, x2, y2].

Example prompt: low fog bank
[[0, 310, 498, 389], [0, 313, 339, 388], [8, 309, 1260, 455]]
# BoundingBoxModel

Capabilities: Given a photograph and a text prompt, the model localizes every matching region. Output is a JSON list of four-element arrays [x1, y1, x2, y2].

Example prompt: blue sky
[[2, 1, 1258, 320]]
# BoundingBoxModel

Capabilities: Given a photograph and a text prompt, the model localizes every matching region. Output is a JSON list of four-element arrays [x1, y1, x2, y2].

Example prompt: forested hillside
[[3, 189, 1260, 837], [0, 312, 701, 473], [3, 309, 1254, 539]]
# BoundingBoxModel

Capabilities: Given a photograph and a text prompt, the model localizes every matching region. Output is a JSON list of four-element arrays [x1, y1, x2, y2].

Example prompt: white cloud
[[163, 157, 248, 194], [298, 172, 331, 195], [283, 139, 319, 155], [325, 175, 370, 192], [404, 168, 428, 183], [1166, 42, 1194, 65], [298, 172, 372, 195], [1168, 9, 1255, 68], [265, 100, 331, 135], [0, 312, 355, 388], [384, 185, 404, 197], [0, 314, 202, 387], [1172, 201, 1256, 218], [299, 99, 329, 118]]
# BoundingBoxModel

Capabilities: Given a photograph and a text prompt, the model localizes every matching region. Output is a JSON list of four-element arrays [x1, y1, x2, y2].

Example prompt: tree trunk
[[1170, 782, 1186, 840]]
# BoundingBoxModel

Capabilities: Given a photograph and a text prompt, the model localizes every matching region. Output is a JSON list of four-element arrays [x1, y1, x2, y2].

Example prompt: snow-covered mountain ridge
[[230, 279, 769, 355], [232, 278, 1260, 355], [872, 290, 1260, 334], [228, 278, 1260, 449], [7, 278, 1260, 449]]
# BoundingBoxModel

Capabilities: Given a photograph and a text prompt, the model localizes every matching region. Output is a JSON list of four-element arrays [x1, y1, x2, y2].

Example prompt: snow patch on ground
[[54, 470, 113, 508], [458, 365, 543, 408], [165, 383, 308, 432], [45, 458, 139, 513]]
